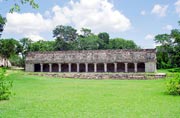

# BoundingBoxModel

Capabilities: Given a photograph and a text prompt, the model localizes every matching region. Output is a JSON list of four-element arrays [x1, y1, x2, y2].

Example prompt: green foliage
[[30, 40, 55, 52], [167, 74, 180, 95], [98, 32, 110, 44], [0, 15, 6, 37], [0, 38, 22, 59], [155, 21, 180, 69], [80, 28, 92, 37], [78, 35, 99, 50], [53, 25, 77, 42], [9, 54, 24, 67], [108, 38, 139, 49], [0, 15, 6, 25], [9, 0, 39, 13], [0, 68, 12, 100]]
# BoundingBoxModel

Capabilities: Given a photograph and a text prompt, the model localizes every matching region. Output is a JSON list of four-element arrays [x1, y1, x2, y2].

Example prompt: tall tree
[[154, 21, 180, 68], [80, 28, 92, 37], [53, 25, 78, 42], [0, 39, 21, 66], [98, 32, 110, 44]]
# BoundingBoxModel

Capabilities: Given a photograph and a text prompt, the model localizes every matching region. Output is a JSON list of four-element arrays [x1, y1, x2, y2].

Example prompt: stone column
[[77, 63, 79, 72], [94, 63, 97, 72], [58, 63, 61, 72], [134, 63, 137, 73], [114, 63, 117, 72], [85, 63, 88, 72], [104, 63, 107, 72], [49, 63, 52, 72], [40, 63, 43, 72], [68, 63, 71, 72], [125, 63, 128, 73]]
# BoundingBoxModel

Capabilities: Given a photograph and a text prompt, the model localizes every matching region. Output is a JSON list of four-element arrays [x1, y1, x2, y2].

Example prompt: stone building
[[25, 49, 156, 73], [0, 56, 11, 67]]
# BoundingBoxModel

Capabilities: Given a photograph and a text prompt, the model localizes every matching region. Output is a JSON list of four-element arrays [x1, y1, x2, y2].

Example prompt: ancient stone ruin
[[25, 49, 156, 73]]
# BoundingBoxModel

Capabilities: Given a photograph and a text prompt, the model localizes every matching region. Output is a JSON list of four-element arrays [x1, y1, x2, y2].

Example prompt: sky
[[0, 0, 180, 48]]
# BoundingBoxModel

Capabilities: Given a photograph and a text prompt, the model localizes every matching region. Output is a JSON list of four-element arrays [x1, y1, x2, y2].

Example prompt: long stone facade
[[25, 49, 157, 73]]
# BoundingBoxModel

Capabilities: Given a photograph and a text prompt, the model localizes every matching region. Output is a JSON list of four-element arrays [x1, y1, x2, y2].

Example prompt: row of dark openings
[[34, 63, 145, 72]]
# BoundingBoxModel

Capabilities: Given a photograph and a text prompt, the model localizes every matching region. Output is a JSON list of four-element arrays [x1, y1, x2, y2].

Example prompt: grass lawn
[[0, 70, 180, 118]]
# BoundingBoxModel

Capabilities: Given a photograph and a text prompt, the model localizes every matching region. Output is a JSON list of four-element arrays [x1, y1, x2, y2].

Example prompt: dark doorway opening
[[79, 63, 85, 72], [88, 63, 94, 72], [117, 63, 125, 72], [71, 63, 77, 72], [128, 63, 134, 72], [34, 64, 40, 72], [43, 64, 49, 72], [107, 63, 114, 72], [61, 63, 68, 72], [97, 63, 104, 72], [52, 63, 59, 72], [137, 63, 145, 72]]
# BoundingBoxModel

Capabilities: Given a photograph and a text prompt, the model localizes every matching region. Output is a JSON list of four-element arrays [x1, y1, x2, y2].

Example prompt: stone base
[[29, 73, 166, 80]]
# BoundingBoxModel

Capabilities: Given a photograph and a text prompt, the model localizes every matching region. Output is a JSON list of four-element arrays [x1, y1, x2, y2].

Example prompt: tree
[[78, 35, 99, 50], [0, 39, 22, 67], [20, 38, 32, 57], [108, 38, 139, 49], [53, 25, 78, 42], [54, 38, 70, 51], [98, 32, 110, 44], [30, 40, 55, 51], [154, 21, 180, 68], [80, 28, 92, 37], [0, 15, 6, 38]]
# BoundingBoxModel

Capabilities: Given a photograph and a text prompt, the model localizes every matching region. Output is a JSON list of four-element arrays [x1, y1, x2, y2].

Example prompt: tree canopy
[[154, 21, 180, 68]]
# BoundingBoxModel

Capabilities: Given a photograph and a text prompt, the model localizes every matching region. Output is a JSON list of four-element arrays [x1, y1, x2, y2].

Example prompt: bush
[[9, 54, 24, 67], [167, 74, 180, 95], [0, 68, 13, 100]]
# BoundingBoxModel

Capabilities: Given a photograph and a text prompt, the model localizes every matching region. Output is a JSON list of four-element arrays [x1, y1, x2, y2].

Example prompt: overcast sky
[[0, 0, 180, 48]]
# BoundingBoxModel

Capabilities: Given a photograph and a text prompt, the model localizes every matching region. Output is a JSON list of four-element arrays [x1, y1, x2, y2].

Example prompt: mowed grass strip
[[0, 71, 180, 118]]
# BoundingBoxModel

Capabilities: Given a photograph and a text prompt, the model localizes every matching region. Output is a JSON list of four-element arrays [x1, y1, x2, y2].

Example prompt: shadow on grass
[[168, 68, 180, 73]]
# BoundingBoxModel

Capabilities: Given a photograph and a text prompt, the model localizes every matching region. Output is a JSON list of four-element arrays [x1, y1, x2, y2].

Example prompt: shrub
[[0, 68, 13, 100], [167, 74, 180, 95]]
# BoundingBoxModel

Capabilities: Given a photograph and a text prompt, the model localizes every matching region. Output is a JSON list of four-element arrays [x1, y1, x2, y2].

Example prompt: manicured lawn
[[0, 70, 180, 118]]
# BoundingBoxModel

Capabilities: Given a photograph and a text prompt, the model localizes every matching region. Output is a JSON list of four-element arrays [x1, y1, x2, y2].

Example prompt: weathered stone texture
[[26, 49, 156, 63], [25, 49, 157, 73], [29, 73, 166, 80]]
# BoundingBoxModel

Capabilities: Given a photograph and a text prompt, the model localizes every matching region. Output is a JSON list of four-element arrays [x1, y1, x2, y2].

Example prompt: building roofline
[[27, 49, 156, 55]]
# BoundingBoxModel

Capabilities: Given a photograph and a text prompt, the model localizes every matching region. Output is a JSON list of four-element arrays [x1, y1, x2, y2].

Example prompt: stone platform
[[29, 72, 166, 80]]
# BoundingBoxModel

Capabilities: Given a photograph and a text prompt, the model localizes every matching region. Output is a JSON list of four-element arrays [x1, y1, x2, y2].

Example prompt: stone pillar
[[134, 63, 137, 73], [114, 63, 117, 72], [85, 63, 88, 72], [94, 63, 97, 72], [77, 63, 79, 72], [125, 63, 128, 73], [40, 63, 43, 72], [145, 62, 156, 73], [49, 63, 52, 72], [58, 63, 61, 72], [104, 63, 107, 72], [68, 63, 71, 72]]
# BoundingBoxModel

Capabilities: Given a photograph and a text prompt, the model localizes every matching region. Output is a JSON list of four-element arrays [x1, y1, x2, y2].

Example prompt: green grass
[[0, 70, 180, 118]]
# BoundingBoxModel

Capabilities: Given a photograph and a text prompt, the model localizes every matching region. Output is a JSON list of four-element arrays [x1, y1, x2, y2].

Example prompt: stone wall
[[25, 49, 157, 73], [0, 57, 11, 67], [26, 49, 156, 63], [29, 73, 166, 80]]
